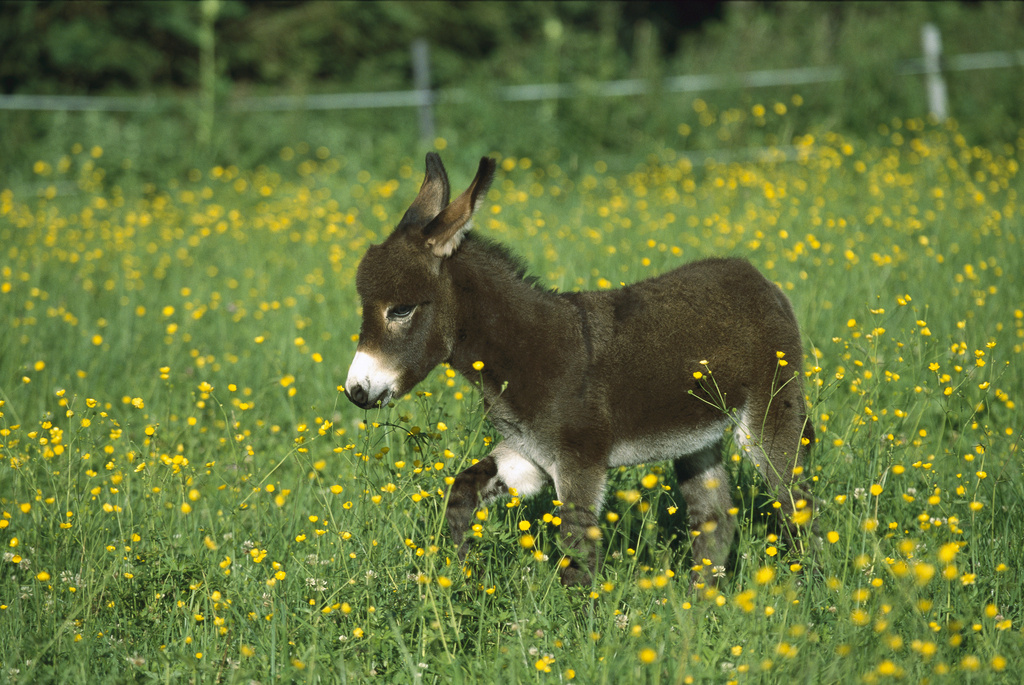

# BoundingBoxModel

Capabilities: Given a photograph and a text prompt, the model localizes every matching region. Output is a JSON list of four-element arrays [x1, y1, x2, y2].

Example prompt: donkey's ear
[[396, 152, 451, 231], [422, 157, 496, 258]]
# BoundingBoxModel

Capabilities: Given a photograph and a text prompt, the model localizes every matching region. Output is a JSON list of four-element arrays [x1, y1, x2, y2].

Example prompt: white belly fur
[[608, 418, 729, 467], [485, 416, 731, 513]]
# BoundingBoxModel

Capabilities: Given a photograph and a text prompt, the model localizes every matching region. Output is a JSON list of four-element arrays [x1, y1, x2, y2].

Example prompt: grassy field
[[1, 107, 1023, 683]]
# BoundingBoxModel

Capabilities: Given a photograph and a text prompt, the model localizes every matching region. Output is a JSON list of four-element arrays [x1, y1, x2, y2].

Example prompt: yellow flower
[[938, 542, 959, 563], [638, 648, 657, 664], [914, 562, 935, 586]]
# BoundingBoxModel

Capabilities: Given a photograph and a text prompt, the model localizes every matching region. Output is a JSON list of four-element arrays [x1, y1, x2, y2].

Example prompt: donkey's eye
[[387, 304, 416, 320]]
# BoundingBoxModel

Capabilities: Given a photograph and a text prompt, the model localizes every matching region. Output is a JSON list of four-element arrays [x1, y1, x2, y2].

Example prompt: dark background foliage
[[0, 1, 727, 92], [1, 1, 1021, 180]]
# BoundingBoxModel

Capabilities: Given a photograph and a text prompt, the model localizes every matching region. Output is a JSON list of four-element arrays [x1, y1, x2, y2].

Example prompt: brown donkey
[[345, 153, 815, 585]]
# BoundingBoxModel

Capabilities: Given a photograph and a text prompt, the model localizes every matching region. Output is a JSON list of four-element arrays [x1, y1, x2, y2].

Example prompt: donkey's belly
[[607, 417, 729, 467]]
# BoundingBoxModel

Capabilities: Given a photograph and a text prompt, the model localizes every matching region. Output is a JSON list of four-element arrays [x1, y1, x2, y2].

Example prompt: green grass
[[1, 112, 1023, 683]]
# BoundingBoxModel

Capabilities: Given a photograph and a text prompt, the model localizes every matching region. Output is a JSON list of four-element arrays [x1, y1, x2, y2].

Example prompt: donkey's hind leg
[[735, 381, 816, 550], [674, 442, 736, 584]]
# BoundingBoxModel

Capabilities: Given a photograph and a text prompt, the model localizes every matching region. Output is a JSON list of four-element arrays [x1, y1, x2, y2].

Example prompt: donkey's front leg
[[446, 455, 498, 560], [553, 462, 608, 587], [555, 504, 600, 586], [446, 445, 548, 560]]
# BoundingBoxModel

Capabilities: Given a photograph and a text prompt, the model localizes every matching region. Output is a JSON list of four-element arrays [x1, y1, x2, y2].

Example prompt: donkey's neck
[[445, 238, 577, 419]]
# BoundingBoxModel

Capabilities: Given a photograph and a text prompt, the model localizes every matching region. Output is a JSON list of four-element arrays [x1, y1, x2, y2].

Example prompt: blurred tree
[[0, 1, 728, 94], [0, 0, 210, 92]]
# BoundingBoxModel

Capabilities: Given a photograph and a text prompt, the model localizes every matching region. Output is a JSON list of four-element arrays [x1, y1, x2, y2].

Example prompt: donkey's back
[[571, 257, 805, 442]]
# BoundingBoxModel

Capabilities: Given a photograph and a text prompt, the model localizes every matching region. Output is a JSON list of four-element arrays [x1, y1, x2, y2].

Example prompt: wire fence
[[2, 23, 1021, 160], [3, 28, 1021, 119]]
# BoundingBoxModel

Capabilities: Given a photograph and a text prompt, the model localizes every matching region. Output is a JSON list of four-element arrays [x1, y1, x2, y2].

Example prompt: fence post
[[411, 39, 435, 143], [921, 23, 948, 121], [197, 0, 219, 147], [540, 16, 563, 123]]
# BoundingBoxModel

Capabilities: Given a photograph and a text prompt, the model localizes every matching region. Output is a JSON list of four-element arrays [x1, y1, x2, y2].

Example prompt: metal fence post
[[197, 0, 220, 147], [411, 39, 435, 143], [921, 23, 948, 121]]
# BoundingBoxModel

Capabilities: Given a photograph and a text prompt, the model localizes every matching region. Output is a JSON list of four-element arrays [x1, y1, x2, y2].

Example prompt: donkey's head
[[344, 153, 496, 409]]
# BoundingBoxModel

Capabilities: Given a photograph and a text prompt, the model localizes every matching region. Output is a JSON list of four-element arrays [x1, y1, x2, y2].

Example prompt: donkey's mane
[[460, 232, 547, 291]]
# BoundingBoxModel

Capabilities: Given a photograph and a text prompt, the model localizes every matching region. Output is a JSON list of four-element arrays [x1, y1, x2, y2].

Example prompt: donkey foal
[[345, 153, 815, 586]]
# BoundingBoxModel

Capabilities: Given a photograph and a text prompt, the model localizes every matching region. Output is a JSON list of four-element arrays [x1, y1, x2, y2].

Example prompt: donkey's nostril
[[346, 383, 369, 407]]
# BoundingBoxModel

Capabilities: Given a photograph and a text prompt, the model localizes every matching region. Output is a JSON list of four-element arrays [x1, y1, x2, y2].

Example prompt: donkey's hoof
[[559, 563, 593, 587]]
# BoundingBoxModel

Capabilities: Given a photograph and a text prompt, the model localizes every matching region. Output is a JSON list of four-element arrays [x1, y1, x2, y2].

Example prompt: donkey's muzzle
[[344, 349, 399, 410]]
